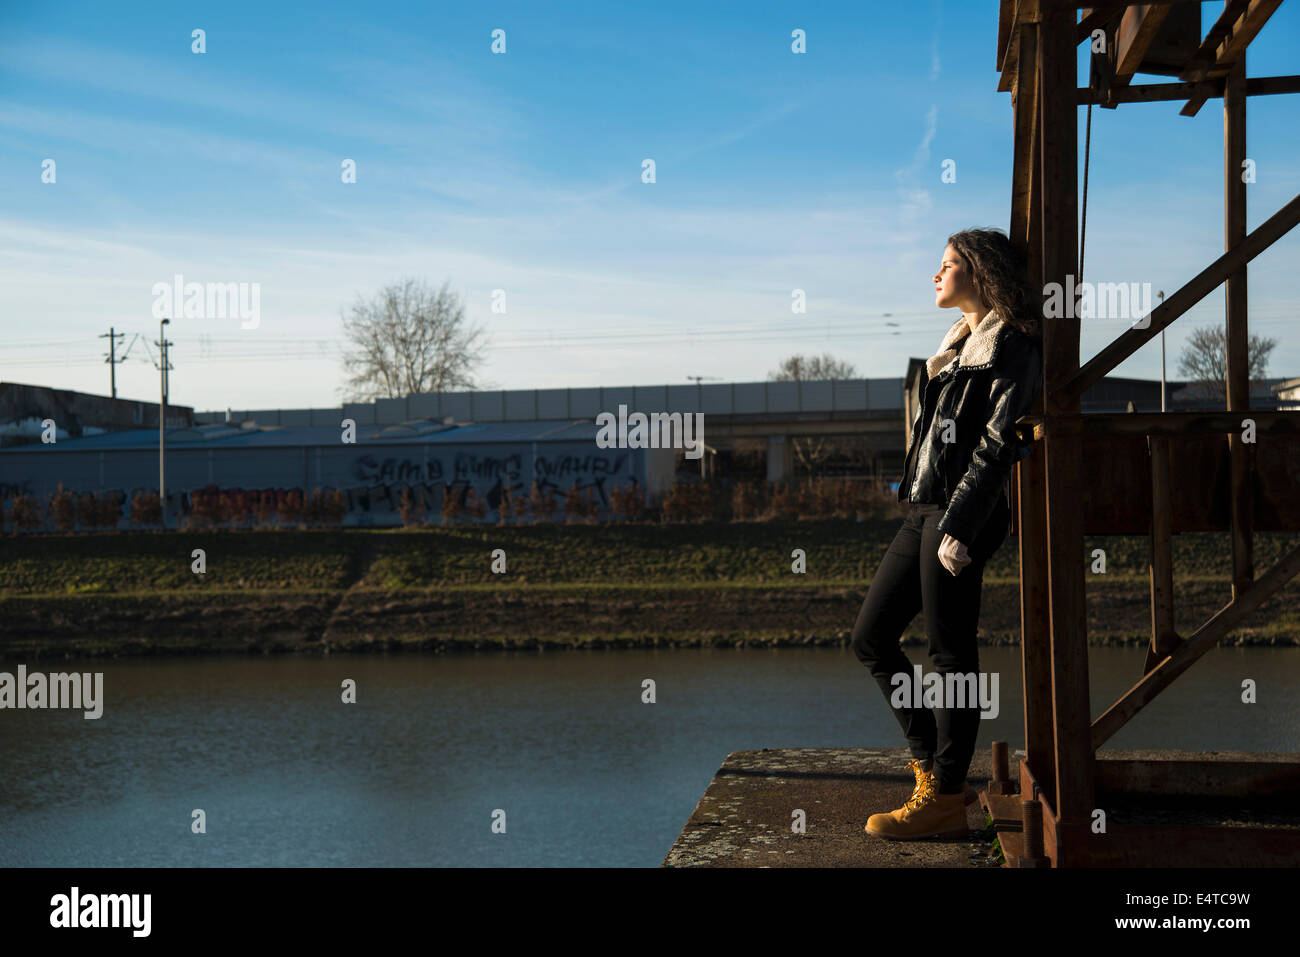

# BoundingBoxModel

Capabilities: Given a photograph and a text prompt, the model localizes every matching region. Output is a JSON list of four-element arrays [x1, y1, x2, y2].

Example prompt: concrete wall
[[198, 378, 906, 427]]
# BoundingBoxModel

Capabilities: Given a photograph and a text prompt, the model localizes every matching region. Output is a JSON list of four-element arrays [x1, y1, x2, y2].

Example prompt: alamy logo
[[151, 273, 261, 329], [595, 404, 705, 459], [50, 887, 151, 937], [0, 665, 103, 719], [1042, 275, 1153, 325], [890, 665, 1000, 719]]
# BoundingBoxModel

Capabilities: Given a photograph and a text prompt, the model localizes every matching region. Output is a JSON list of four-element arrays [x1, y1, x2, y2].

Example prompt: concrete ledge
[[663, 747, 1004, 867]]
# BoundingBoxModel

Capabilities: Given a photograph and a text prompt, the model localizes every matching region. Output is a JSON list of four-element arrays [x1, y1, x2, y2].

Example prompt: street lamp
[[1157, 291, 1166, 411], [159, 317, 169, 530]]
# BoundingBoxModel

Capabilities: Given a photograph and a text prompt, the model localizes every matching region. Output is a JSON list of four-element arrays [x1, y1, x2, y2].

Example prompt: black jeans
[[850, 494, 1009, 793]]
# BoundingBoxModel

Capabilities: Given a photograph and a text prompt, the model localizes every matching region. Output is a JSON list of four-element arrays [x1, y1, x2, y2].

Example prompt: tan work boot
[[864, 772, 970, 840]]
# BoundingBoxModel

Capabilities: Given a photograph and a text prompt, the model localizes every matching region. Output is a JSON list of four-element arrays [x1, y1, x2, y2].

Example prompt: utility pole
[[99, 328, 125, 398], [157, 319, 172, 529], [686, 376, 719, 477]]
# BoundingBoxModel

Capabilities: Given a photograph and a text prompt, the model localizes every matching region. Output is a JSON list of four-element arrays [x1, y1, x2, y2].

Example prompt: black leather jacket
[[898, 318, 1043, 546]]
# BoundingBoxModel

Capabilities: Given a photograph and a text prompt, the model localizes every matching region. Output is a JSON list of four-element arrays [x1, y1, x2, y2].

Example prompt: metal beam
[[1025, 410, 1300, 439], [1091, 539, 1300, 749], [1114, 4, 1173, 87], [1057, 192, 1300, 405], [1180, 0, 1283, 115], [1077, 74, 1300, 104]]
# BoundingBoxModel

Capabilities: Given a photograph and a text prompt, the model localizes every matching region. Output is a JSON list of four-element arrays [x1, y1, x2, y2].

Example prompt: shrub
[[660, 480, 711, 522], [11, 492, 43, 532], [325, 489, 347, 525], [277, 488, 305, 526], [441, 484, 465, 524], [50, 482, 77, 532], [767, 482, 797, 519], [465, 486, 487, 521], [399, 486, 424, 526], [529, 481, 556, 523], [731, 480, 762, 521], [75, 491, 101, 531], [562, 482, 587, 524], [130, 491, 161, 528], [187, 484, 228, 529], [224, 489, 254, 528], [303, 487, 335, 527], [254, 489, 277, 527], [98, 490, 126, 529], [511, 484, 530, 522], [610, 482, 645, 522]]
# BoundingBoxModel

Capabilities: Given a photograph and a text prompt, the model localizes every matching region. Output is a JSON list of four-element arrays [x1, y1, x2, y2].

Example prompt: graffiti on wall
[[0, 447, 641, 527], [349, 449, 634, 516]]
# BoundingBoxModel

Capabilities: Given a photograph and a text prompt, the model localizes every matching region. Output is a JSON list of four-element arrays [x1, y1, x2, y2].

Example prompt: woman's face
[[933, 244, 977, 311]]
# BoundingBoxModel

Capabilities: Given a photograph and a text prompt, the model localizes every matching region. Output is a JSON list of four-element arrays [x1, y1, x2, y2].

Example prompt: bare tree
[[768, 353, 858, 382], [767, 353, 860, 476], [1175, 324, 1276, 403], [338, 278, 489, 402]]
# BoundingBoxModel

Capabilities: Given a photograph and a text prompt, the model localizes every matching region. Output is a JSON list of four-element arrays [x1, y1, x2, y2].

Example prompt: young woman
[[853, 228, 1043, 841]]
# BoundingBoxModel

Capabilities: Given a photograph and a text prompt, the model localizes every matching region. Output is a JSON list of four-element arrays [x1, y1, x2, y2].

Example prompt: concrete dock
[[663, 746, 1005, 867], [664, 746, 1300, 867]]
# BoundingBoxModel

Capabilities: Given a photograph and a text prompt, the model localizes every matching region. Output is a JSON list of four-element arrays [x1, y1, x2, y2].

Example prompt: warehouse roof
[[0, 417, 606, 453]]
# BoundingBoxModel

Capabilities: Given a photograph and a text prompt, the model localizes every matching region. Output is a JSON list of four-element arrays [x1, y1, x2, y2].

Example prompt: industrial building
[[0, 370, 1292, 529]]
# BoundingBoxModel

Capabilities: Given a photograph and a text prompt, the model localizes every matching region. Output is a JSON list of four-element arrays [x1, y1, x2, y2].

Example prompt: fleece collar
[[925, 308, 1009, 379]]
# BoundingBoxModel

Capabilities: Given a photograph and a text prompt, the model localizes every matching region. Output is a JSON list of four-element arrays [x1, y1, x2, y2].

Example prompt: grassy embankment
[[1, 518, 1297, 657]]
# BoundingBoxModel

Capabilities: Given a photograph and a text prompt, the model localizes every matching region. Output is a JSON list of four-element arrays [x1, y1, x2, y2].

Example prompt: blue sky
[[2, 0, 1298, 412]]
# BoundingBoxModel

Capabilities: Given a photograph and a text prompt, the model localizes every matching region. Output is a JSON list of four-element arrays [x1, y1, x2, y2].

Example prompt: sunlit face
[[933, 244, 977, 311]]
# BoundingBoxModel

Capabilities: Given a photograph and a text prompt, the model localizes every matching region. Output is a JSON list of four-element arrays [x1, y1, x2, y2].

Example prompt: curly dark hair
[[946, 228, 1040, 341]]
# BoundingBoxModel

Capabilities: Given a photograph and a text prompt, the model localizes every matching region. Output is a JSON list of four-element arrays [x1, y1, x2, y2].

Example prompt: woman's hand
[[938, 534, 971, 576]]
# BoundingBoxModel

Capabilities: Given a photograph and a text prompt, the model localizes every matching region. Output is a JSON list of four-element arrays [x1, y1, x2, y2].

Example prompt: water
[[1, 645, 1296, 866]]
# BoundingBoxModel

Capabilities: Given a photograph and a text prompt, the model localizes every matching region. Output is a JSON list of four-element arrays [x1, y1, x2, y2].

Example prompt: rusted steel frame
[[1018, 448, 1054, 809], [1225, 58, 1254, 600], [1185, 0, 1281, 81], [1092, 539, 1300, 749], [1180, 0, 1252, 81], [1096, 756, 1300, 798], [998, 0, 1018, 74], [1011, 23, 1041, 288], [1114, 4, 1173, 88], [1039, 3, 1095, 835], [999, 0, 1042, 93], [1028, 410, 1300, 438], [1010, 21, 1054, 807], [1079, 74, 1300, 104], [1144, 436, 1179, 675], [1058, 192, 1300, 405], [1180, 0, 1282, 115], [1017, 759, 1054, 866], [1076, 7, 1117, 42], [983, 790, 1025, 828], [1044, 0, 1201, 10], [1063, 822, 1300, 867]]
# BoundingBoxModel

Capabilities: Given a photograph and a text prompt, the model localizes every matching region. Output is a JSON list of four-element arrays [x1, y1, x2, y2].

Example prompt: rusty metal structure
[[981, 1, 1300, 866]]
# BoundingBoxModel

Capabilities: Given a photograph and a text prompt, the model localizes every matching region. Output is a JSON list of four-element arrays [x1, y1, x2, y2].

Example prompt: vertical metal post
[[1038, 3, 1093, 865], [1225, 55, 1253, 599]]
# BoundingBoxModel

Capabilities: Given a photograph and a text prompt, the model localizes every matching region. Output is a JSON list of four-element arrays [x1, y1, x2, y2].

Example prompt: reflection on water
[[1, 645, 1295, 866]]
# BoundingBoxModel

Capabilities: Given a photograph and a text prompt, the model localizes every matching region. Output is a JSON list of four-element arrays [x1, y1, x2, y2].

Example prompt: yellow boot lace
[[902, 771, 937, 814]]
